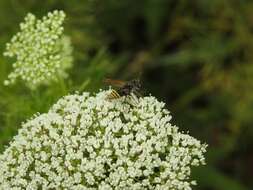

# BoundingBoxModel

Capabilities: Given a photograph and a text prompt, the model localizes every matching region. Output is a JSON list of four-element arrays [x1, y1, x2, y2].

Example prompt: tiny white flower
[[0, 90, 207, 189], [3, 10, 73, 88]]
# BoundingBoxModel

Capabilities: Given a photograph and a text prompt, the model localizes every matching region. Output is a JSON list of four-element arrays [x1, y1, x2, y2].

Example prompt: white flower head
[[3, 10, 73, 88], [0, 90, 207, 189]]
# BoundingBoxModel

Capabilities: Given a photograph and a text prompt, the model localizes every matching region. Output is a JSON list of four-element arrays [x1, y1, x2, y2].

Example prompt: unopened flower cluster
[[3, 10, 73, 88], [0, 90, 207, 189]]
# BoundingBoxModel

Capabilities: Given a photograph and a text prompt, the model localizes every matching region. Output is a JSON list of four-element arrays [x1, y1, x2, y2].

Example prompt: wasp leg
[[127, 92, 139, 106]]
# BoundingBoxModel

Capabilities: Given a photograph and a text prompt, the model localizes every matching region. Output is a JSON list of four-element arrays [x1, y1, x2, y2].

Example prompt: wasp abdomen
[[107, 89, 121, 99]]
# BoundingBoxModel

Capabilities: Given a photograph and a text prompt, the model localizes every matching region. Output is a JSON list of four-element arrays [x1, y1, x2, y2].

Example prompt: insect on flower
[[103, 78, 142, 100]]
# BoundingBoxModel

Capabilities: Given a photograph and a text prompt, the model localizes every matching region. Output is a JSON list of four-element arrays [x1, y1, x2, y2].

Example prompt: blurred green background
[[0, 0, 253, 189]]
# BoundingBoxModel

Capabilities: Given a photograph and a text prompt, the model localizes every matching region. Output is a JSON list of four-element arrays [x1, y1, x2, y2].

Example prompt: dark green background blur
[[0, 1, 253, 189]]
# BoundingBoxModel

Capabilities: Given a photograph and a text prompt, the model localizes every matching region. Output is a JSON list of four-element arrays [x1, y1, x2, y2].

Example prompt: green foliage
[[0, 0, 252, 189]]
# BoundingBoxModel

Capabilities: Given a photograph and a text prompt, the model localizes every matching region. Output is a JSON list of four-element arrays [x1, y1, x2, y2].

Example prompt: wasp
[[104, 78, 142, 100]]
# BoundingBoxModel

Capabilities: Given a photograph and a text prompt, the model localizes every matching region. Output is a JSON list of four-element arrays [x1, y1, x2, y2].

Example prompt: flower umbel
[[0, 90, 207, 189], [3, 10, 73, 88]]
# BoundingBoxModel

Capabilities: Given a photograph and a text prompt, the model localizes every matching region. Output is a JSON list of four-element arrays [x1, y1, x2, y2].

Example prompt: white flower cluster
[[3, 10, 73, 88], [0, 90, 207, 189]]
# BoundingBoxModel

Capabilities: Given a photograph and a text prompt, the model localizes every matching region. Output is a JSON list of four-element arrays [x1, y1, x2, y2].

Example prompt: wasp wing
[[103, 78, 126, 87]]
